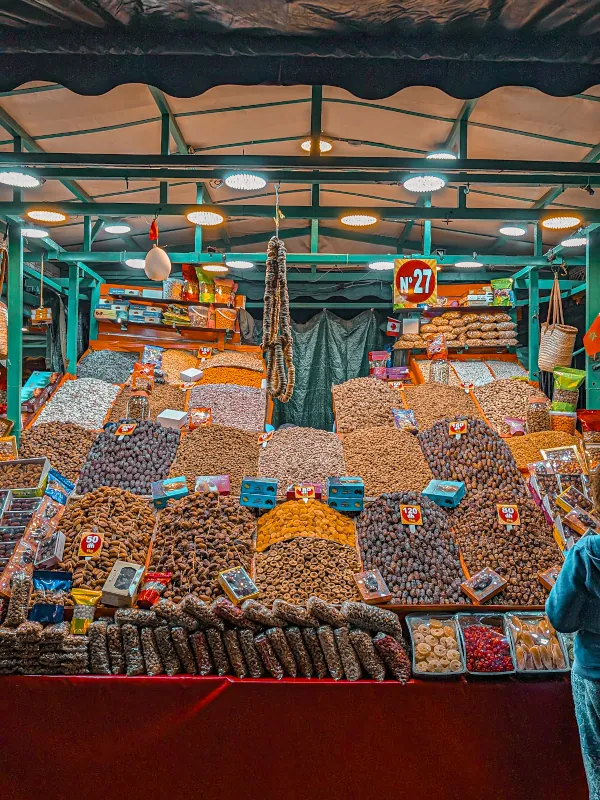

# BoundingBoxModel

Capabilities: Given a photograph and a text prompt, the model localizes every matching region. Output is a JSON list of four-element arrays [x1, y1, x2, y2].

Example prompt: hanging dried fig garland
[[262, 235, 295, 402]]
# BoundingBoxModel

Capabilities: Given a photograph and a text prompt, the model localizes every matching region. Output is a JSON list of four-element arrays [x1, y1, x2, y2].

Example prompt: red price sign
[[497, 504, 521, 526], [115, 422, 137, 437], [258, 430, 274, 445], [78, 530, 104, 558], [460, 382, 474, 392], [449, 420, 468, 436], [389, 381, 404, 390], [294, 485, 316, 500], [400, 504, 423, 526], [394, 259, 437, 304]]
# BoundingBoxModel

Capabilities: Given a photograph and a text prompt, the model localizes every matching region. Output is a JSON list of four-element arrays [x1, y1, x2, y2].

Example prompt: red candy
[[463, 624, 513, 673]]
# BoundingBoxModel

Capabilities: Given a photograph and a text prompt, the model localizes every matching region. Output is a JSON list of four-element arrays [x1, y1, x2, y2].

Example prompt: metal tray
[[505, 611, 570, 674], [456, 612, 516, 676], [406, 613, 466, 677]]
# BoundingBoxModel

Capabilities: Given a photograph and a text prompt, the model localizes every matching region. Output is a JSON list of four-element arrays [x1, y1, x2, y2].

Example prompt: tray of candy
[[456, 613, 516, 676], [406, 614, 466, 677]]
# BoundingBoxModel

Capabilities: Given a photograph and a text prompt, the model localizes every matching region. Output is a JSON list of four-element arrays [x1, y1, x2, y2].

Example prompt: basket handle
[[547, 274, 564, 328], [0, 236, 6, 297]]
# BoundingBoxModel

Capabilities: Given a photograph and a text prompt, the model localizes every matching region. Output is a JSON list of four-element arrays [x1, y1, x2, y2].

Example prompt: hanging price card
[[449, 419, 468, 438], [497, 504, 521, 529], [460, 382, 474, 394], [400, 504, 423, 532], [258, 430, 274, 447], [78, 530, 104, 558]]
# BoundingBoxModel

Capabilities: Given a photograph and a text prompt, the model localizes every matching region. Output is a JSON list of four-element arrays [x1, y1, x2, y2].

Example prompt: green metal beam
[[7, 222, 23, 442], [91, 219, 104, 243], [528, 268, 540, 381], [89, 281, 101, 342], [67, 266, 80, 375]]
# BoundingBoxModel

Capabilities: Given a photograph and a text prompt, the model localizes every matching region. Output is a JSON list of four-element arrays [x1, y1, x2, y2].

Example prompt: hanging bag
[[538, 274, 578, 372], [0, 236, 8, 359]]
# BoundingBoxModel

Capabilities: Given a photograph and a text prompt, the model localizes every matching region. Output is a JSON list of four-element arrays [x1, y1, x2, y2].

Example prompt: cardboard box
[[156, 409, 188, 429], [460, 568, 507, 603], [151, 476, 189, 509], [101, 560, 145, 607], [0, 457, 51, 498], [180, 367, 204, 383], [195, 475, 230, 495], [422, 479, 466, 508]]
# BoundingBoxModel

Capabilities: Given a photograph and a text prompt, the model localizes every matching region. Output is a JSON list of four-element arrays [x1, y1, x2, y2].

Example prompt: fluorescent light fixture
[[340, 214, 378, 227], [542, 214, 582, 230], [0, 170, 40, 188], [455, 260, 483, 269], [125, 258, 146, 269], [104, 222, 132, 234], [186, 210, 225, 226], [21, 227, 49, 239], [403, 175, 446, 193], [224, 173, 267, 191], [426, 151, 457, 160], [499, 225, 527, 237], [26, 209, 67, 223], [225, 260, 255, 270], [368, 261, 394, 271], [560, 236, 588, 248], [301, 139, 332, 153]]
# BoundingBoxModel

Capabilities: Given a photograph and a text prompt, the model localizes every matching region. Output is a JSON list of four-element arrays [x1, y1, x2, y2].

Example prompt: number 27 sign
[[393, 258, 438, 307]]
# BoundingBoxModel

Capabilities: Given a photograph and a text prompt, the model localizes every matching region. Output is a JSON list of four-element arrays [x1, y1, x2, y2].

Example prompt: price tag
[[189, 408, 212, 429], [400, 504, 423, 532], [258, 430, 274, 447], [497, 504, 521, 531], [449, 419, 468, 439], [460, 382, 474, 394], [78, 530, 104, 558], [389, 381, 404, 390], [115, 422, 137, 440], [198, 347, 212, 362], [294, 484, 316, 500]]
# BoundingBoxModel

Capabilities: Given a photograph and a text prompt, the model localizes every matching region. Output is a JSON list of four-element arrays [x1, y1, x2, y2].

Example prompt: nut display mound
[[342, 426, 432, 497], [333, 377, 399, 434], [418, 360, 462, 386], [418, 416, 527, 497], [451, 360, 494, 387], [404, 382, 481, 431], [254, 537, 360, 605], [59, 487, 155, 590], [161, 349, 198, 384], [77, 349, 138, 384], [189, 384, 266, 432], [198, 366, 263, 388], [169, 425, 259, 493], [108, 383, 186, 422], [77, 420, 179, 495], [451, 488, 558, 605], [505, 431, 581, 470], [150, 492, 255, 601], [19, 423, 98, 482], [258, 426, 346, 491], [34, 378, 120, 430], [0, 461, 44, 489], [357, 491, 466, 604], [256, 499, 355, 552], [204, 351, 263, 372], [474, 378, 545, 435]]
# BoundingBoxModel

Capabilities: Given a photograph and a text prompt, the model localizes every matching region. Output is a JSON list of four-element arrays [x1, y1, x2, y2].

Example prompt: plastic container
[[430, 360, 449, 384], [506, 612, 570, 674], [549, 410, 577, 435], [457, 613, 516, 676], [406, 614, 466, 677], [126, 392, 150, 421], [527, 396, 551, 433]]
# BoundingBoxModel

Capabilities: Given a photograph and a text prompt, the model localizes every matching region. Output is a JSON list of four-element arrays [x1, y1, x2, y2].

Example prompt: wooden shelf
[[124, 296, 234, 309]]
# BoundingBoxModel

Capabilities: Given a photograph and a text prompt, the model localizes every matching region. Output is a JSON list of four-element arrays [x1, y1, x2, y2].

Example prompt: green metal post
[[160, 112, 170, 205], [587, 229, 600, 409], [89, 281, 100, 342], [67, 265, 80, 375], [528, 267, 540, 381], [6, 221, 23, 442], [423, 196, 432, 256], [458, 117, 468, 209], [534, 223, 542, 257], [83, 216, 92, 251], [310, 87, 322, 273], [195, 184, 204, 254]]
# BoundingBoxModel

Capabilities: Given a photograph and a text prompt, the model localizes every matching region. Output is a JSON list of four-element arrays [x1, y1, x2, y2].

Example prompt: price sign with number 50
[[78, 530, 104, 558]]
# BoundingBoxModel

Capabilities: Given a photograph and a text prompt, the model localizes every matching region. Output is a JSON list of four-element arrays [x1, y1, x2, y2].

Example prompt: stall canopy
[[1, 1, 600, 98]]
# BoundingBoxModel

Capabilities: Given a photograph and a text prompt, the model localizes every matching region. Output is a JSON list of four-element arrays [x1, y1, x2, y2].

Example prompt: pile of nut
[[189, 384, 266, 432], [199, 366, 263, 388], [505, 431, 581, 470], [357, 491, 466, 604], [254, 538, 360, 605], [108, 383, 186, 422], [487, 360, 527, 379], [342, 426, 432, 497], [35, 378, 120, 430], [19, 423, 98, 482], [150, 492, 255, 601], [77, 349, 138, 384], [451, 488, 558, 604], [418, 360, 462, 386], [160, 349, 198, 384], [258, 426, 346, 491], [474, 378, 545, 435], [169, 425, 259, 493], [77, 420, 180, 495], [58, 487, 155, 590], [418, 416, 527, 497], [256, 499, 355, 551], [404, 382, 481, 431], [333, 377, 399, 434], [203, 351, 264, 372], [450, 360, 494, 386], [0, 461, 44, 489]]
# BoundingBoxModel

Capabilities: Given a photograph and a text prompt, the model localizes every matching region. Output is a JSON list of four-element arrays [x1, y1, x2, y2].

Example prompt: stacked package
[[394, 311, 517, 350]]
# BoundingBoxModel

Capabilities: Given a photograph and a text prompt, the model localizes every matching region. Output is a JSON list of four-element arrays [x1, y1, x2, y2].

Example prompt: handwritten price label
[[400, 504, 423, 526], [78, 531, 104, 558], [449, 420, 468, 437], [497, 504, 521, 526]]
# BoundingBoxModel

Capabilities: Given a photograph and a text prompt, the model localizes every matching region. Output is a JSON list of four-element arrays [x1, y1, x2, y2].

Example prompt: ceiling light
[[225, 260, 255, 270], [104, 222, 132, 234], [499, 225, 527, 237], [403, 175, 446, 193], [224, 173, 266, 191], [202, 263, 229, 274], [368, 261, 394, 271], [301, 139, 332, 153], [560, 235, 588, 248], [125, 258, 146, 269], [0, 170, 41, 188], [455, 260, 483, 269], [26, 209, 67, 223], [542, 214, 582, 230], [21, 227, 48, 239], [340, 214, 378, 227], [186, 209, 225, 226], [426, 151, 457, 161]]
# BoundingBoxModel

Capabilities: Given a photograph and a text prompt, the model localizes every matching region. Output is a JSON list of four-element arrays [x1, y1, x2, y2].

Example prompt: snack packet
[[70, 588, 101, 634], [137, 572, 172, 609], [29, 570, 72, 624], [131, 362, 155, 391], [426, 333, 448, 361], [391, 408, 418, 433]]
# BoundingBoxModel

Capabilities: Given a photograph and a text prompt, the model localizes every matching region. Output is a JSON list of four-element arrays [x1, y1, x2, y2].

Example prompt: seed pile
[[418, 361, 462, 386], [404, 382, 481, 431], [342, 426, 432, 497], [77, 350, 138, 384], [150, 492, 255, 601], [35, 378, 120, 429], [487, 360, 527, 379], [169, 425, 259, 493], [108, 383, 187, 422], [254, 537, 360, 605], [189, 384, 266, 432], [0, 462, 43, 489], [418, 416, 527, 498], [59, 487, 155, 590], [199, 366, 263, 388], [333, 377, 399, 434], [258, 427, 345, 491], [505, 431, 581, 469], [357, 491, 466, 604], [161, 349, 198, 384], [19, 423, 98, 482], [204, 351, 264, 372], [256, 499, 355, 552], [77, 420, 179, 494], [451, 488, 558, 604], [474, 378, 544, 435], [451, 361, 494, 386]]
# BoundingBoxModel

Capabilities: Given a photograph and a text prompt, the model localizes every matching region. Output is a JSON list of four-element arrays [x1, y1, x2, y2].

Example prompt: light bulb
[[224, 173, 266, 191], [455, 260, 483, 269], [105, 223, 132, 234], [403, 175, 446, 193], [300, 139, 332, 153], [542, 214, 582, 230], [0, 170, 40, 188], [26, 209, 67, 223], [368, 261, 394, 271], [186, 210, 225, 226], [499, 225, 527, 237], [426, 151, 457, 161], [21, 227, 48, 239], [340, 214, 378, 227], [125, 258, 146, 269], [560, 236, 588, 248], [225, 260, 255, 270]]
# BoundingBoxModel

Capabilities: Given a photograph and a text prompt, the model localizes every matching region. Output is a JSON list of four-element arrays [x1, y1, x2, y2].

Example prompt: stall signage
[[294, 484, 316, 500], [393, 258, 438, 307], [449, 420, 468, 438], [78, 530, 104, 558], [497, 504, 521, 528], [400, 504, 423, 528]]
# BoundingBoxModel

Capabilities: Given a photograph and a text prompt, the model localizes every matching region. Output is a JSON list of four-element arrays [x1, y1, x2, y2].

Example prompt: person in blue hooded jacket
[[547, 534, 600, 799]]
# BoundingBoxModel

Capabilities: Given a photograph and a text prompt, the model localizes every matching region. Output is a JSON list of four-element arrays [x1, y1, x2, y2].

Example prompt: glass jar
[[126, 391, 150, 420], [430, 360, 449, 384], [526, 396, 551, 433]]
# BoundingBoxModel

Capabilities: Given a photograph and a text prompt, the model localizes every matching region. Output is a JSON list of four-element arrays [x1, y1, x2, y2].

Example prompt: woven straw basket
[[538, 274, 577, 372]]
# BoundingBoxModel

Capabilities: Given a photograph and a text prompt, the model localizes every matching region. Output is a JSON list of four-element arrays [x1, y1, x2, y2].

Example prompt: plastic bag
[[340, 601, 401, 635], [89, 621, 111, 675], [373, 633, 411, 683], [391, 409, 418, 433], [349, 628, 386, 681], [254, 633, 284, 680], [579, 411, 600, 443], [140, 627, 164, 676], [223, 629, 248, 678], [137, 572, 171, 609], [122, 623, 145, 676], [70, 589, 101, 635], [306, 596, 346, 628], [4, 571, 32, 627], [426, 334, 448, 361], [195, 268, 215, 303], [171, 627, 198, 674], [317, 625, 344, 680], [266, 627, 297, 677], [29, 570, 71, 624], [285, 627, 313, 678], [154, 626, 182, 676], [507, 613, 568, 672], [272, 599, 318, 628], [554, 366, 586, 392], [334, 626, 362, 681]]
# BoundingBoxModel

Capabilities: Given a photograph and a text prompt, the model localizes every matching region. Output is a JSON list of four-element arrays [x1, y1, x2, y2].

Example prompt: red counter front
[[1, 676, 587, 800]]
